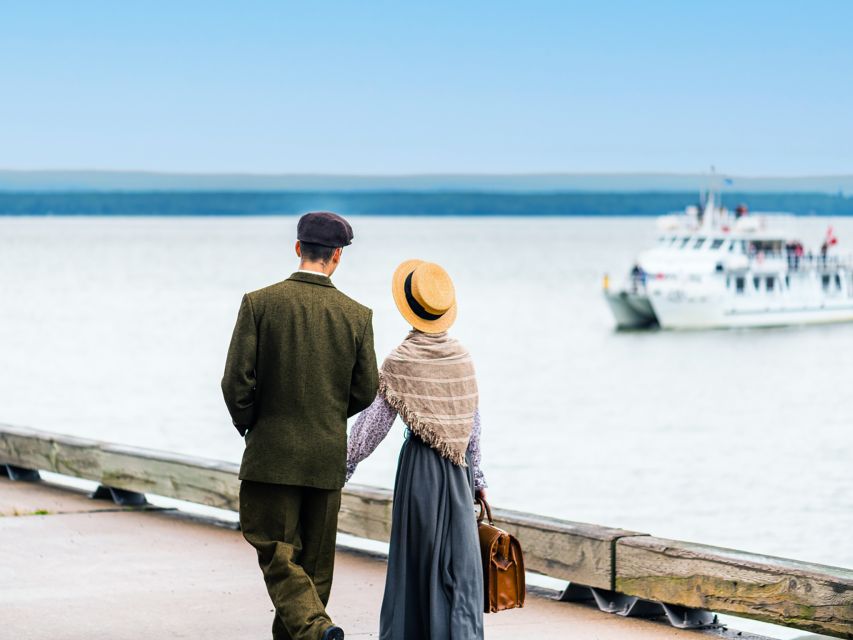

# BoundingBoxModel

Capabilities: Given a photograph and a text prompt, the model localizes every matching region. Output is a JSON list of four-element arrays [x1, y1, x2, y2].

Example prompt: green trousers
[[239, 480, 342, 640]]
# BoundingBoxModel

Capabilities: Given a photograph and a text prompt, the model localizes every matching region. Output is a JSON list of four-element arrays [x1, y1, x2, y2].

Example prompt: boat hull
[[649, 293, 853, 329], [604, 290, 658, 329]]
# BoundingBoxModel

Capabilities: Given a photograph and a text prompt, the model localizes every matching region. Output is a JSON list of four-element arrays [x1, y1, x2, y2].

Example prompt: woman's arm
[[346, 394, 398, 482], [467, 407, 487, 492]]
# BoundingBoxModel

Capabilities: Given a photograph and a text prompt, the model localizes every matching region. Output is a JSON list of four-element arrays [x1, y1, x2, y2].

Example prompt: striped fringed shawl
[[379, 330, 478, 466]]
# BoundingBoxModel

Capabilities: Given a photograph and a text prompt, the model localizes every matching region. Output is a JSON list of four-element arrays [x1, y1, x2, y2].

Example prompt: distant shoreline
[[1, 190, 852, 217], [1, 170, 852, 195]]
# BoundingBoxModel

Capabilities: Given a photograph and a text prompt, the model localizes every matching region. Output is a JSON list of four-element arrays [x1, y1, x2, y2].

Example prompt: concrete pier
[[0, 476, 739, 640]]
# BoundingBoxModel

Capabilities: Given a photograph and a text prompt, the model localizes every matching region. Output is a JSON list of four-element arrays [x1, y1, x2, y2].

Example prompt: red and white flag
[[826, 226, 839, 246]]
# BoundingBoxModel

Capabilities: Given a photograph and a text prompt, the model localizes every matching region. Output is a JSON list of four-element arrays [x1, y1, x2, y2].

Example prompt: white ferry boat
[[604, 194, 853, 329]]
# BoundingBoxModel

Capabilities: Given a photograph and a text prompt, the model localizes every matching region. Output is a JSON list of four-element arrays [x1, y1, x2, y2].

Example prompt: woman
[[346, 259, 486, 640]]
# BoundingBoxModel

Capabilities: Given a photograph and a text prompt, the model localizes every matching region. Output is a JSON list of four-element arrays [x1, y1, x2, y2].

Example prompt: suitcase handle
[[476, 496, 494, 525]]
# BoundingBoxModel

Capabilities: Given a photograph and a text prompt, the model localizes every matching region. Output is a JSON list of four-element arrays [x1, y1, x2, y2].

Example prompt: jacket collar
[[287, 271, 336, 288]]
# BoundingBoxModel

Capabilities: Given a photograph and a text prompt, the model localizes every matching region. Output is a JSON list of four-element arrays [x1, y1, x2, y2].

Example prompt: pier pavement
[[1, 476, 762, 640]]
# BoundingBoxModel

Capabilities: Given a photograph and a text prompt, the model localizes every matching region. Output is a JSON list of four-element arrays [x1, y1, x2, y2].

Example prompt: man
[[221, 211, 379, 640]]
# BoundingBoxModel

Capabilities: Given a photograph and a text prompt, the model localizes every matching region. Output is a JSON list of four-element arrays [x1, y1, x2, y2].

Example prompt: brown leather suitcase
[[477, 497, 526, 613]]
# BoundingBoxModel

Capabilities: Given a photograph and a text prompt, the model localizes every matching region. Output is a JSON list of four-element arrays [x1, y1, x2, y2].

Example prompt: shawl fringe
[[379, 372, 470, 467]]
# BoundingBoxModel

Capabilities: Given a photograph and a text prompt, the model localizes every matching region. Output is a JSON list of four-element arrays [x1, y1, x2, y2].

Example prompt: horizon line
[[2, 168, 853, 180]]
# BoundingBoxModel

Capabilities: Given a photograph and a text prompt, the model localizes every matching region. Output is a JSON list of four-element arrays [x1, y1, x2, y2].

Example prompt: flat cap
[[297, 211, 354, 248]]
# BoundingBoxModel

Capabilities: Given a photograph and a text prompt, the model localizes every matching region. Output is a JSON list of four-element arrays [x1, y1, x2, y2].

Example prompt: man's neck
[[297, 261, 332, 277]]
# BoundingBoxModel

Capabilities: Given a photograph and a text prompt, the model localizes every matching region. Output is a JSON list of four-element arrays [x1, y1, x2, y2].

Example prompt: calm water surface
[[1, 216, 850, 572]]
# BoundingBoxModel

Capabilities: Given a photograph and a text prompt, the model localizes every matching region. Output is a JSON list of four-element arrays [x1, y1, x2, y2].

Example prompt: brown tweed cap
[[297, 211, 354, 248]]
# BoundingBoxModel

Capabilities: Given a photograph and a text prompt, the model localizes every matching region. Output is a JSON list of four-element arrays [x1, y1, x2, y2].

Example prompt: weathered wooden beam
[[338, 483, 393, 542], [4, 424, 853, 638], [616, 536, 853, 639], [0, 424, 241, 510], [490, 507, 643, 590]]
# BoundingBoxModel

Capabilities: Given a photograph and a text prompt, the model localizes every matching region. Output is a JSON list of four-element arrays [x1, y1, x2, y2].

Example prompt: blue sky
[[1, 1, 851, 175]]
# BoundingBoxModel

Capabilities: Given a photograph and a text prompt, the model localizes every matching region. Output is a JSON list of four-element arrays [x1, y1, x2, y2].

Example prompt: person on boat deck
[[346, 259, 487, 640], [630, 263, 646, 291]]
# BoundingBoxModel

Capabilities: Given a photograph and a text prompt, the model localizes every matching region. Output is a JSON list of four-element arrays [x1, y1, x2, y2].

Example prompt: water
[[1, 215, 851, 573]]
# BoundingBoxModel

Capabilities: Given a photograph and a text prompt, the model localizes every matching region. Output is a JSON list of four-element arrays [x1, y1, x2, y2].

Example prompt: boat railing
[[609, 254, 853, 294], [783, 254, 853, 271]]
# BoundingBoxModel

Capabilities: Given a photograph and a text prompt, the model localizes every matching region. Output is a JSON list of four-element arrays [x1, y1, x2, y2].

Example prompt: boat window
[[679, 237, 691, 249], [766, 277, 775, 292], [735, 276, 745, 294], [669, 237, 678, 245], [728, 240, 737, 252], [836, 274, 843, 290], [822, 274, 831, 290], [753, 276, 761, 291], [694, 237, 706, 249], [785, 275, 790, 288], [710, 239, 725, 250]]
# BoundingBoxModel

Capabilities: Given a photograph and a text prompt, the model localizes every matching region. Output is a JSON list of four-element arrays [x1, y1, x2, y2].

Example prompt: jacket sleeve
[[221, 294, 258, 434], [347, 309, 379, 417]]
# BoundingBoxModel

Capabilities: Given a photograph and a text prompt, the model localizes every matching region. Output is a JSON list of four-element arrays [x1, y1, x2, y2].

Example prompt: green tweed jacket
[[221, 272, 379, 490]]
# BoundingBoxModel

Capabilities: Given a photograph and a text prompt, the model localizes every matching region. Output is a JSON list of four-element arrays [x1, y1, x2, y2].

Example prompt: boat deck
[[0, 476, 761, 640]]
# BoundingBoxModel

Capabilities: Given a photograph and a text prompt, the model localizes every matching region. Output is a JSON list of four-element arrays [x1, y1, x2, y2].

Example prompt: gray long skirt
[[379, 432, 484, 640]]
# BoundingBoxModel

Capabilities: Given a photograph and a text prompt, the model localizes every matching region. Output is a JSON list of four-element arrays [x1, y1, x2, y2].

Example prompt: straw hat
[[392, 259, 457, 333]]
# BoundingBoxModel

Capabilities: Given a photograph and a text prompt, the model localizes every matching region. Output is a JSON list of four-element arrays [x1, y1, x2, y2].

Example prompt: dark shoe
[[321, 626, 344, 640]]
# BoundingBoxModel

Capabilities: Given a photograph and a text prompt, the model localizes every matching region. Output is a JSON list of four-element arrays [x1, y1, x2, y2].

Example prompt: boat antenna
[[711, 165, 723, 221]]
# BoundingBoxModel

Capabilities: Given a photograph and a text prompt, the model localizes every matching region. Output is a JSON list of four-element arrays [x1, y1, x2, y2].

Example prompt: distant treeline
[[1, 191, 852, 216]]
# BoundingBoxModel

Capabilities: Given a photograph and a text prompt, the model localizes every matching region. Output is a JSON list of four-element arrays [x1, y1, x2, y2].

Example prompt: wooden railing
[[1, 424, 850, 639]]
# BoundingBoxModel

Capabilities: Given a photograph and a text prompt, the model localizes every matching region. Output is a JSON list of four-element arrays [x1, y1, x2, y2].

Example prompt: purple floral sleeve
[[346, 395, 487, 491], [346, 395, 397, 482], [467, 408, 487, 491]]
